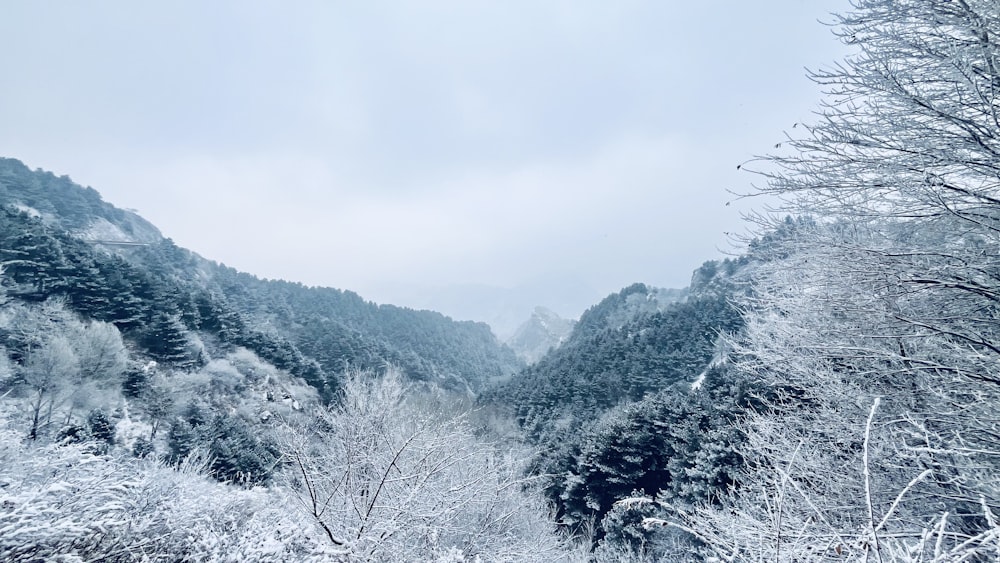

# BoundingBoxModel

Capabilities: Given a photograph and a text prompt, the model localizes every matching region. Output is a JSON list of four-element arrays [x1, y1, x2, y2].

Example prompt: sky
[[0, 1, 851, 333]]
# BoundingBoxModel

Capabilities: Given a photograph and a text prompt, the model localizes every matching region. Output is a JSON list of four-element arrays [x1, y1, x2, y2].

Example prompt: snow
[[614, 496, 654, 509], [12, 204, 41, 218], [690, 371, 707, 391], [79, 217, 131, 242]]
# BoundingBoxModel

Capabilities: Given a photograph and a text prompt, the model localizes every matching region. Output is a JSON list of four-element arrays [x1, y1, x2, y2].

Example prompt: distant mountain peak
[[505, 306, 576, 365]]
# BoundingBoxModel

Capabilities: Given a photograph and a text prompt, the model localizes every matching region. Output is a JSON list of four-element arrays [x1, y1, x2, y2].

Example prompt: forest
[[2, 0, 1000, 561]]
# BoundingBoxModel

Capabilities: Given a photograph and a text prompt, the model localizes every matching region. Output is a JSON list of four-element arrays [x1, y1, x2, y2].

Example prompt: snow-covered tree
[[1, 299, 129, 439], [20, 334, 79, 440], [282, 368, 580, 562], [73, 320, 127, 382], [622, 1, 1000, 560]]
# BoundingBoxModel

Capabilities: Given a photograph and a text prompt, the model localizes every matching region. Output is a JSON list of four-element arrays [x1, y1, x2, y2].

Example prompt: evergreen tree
[[141, 313, 193, 367], [86, 408, 115, 446], [205, 415, 281, 485]]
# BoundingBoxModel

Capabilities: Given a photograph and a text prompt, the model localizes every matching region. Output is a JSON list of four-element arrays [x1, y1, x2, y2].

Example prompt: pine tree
[[141, 313, 192, 367]]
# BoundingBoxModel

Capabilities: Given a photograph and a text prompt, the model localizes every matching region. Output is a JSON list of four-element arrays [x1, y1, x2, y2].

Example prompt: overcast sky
[[0, 1, 851, 329]]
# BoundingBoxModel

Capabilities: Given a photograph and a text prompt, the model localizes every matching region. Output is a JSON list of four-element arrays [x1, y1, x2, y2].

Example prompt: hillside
[[0, 157, 572, 560], [479, 272, 741, 442], [0, 157, 521, 396], [472, 259, 751, 551]]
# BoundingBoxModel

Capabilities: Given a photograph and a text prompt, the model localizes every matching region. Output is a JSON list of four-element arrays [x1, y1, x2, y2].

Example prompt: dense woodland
[[2, 0, 1000, 561]]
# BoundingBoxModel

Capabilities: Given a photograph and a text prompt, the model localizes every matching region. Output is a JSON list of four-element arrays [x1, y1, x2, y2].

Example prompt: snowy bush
[[0, 406, 333, 562]]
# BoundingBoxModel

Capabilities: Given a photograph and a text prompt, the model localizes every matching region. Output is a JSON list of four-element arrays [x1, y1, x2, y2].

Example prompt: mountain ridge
[[0, 157, 522, 395]]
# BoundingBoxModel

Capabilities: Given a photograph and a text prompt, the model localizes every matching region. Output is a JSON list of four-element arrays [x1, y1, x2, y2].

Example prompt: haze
[[0, 0, 849, 334]]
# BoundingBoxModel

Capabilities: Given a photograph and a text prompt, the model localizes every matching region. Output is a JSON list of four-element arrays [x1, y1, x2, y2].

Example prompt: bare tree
[[21, 335, 79, 440], [740, 0, 1000, 381], [281, 368, 580, 562]]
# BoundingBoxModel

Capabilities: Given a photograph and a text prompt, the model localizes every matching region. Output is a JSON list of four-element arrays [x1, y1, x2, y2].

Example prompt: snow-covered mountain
[[505, 306, 576, 364]]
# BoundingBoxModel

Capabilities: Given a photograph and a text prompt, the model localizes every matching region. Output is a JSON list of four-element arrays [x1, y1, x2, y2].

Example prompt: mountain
[[505, 306, 576, 364], [0, 155, 766, 559], [568, 282, 688, 343], [478, 279, 727, 439], [0, 157, 584, 561], [0, 157, 521, 396], [474, 262, 751, 551], [366, 278, 602, 340]]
